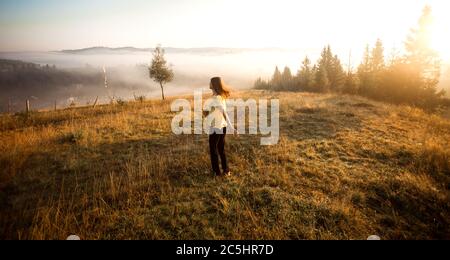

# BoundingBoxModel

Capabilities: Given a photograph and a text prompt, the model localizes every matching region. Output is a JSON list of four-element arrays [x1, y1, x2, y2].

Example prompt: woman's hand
[[228, 125, 239, 135]]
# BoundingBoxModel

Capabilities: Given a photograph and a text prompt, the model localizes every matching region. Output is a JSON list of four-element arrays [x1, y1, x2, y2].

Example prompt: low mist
[[0, 48, 449, 112], [0, 49, 310, 112]]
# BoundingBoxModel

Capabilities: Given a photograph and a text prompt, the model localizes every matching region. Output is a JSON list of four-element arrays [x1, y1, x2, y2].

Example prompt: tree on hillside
[[281, 66, 293, 90], [149, 45, 174, 100], [357, 44, 373, 96], [404, 5, 443, 106], [254, 77, 270, 90], [370, 39, 385, 99], [315, 45, 344, 92], [357, 40, 385, 98], [315, 46, 332, 92], [315, 66, 330, 92], [297, 56, 314, 91], [282, 66, 292, 80], [271, 66, 282, 90], [320, 46, 334, 72], [343, 71, 358, 94], [371, 39, 385, 72], [329, 55, 346, 91]]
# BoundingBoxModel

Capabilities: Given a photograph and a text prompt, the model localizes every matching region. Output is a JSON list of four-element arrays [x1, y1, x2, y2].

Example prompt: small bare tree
[[149, 45, 174, 100]]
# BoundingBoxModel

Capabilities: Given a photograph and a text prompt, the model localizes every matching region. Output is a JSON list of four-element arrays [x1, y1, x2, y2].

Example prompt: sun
[[430, 12, 450, 61]]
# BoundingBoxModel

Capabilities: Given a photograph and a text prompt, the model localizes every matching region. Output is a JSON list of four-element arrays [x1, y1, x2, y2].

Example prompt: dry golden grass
[[0, 90, 449, 240]]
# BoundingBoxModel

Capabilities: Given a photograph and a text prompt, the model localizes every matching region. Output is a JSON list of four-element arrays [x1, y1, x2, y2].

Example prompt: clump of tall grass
[[415, 141, 450, 189], [61, 129, 85, 144]]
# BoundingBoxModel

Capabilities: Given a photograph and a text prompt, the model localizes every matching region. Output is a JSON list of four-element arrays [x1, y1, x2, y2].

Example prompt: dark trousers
[[209, 127, 229, 175]]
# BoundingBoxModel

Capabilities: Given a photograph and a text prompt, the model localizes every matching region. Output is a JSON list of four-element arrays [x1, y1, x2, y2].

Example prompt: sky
[[0, 0, 449, 60]]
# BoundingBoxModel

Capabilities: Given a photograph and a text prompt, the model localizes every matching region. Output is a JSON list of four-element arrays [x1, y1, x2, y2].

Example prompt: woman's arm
[[222, 110, 235, 132]]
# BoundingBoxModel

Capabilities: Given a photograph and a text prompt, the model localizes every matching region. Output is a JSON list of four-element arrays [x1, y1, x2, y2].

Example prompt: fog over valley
[[0, 47, 320, 111], [0, 47, 449, 112]]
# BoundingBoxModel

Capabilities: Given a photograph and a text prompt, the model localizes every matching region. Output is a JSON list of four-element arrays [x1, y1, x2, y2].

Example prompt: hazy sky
[[1, 0, 449, 58]]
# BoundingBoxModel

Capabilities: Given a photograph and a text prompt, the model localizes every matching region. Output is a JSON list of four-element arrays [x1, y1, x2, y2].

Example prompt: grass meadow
[[1, 90, 449, 239]]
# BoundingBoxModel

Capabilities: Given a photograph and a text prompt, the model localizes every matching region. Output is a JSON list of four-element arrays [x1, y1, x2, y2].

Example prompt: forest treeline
[[0, 60, 155, 111], [0, 60, 103, 98], [254, 6, 449, 109]]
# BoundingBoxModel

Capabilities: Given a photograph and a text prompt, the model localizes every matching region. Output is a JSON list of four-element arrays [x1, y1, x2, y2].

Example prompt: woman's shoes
[[210, 170, 231, 178]]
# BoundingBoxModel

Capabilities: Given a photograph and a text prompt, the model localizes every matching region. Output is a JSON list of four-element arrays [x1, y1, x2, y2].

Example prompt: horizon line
[[0, 45, 337, 53]]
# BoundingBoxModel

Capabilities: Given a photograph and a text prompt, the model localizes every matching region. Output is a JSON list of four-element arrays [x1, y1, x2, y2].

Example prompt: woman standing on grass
[[207, 77, 235, 177]]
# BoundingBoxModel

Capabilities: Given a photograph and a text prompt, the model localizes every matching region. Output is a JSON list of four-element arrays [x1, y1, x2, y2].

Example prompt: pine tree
[[254, 77, 269, 90], [370, 39, 385, 99], [315, 65, 330, 93], [329, 55, 345, 91], [271, 66, 282, 90], [315, 46, 332, 92], [297, 56, 314, 91], [371, 39, 385, 72], [282, 66, 293, 90], [343, 72, 358, 94], [311, 64, 318, 91], [315, 45, 344, 92], [358, 44, 374, 96], [404, 5, 442, 107]]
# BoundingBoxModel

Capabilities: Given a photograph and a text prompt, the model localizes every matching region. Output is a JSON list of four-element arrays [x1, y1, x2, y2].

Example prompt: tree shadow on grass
[[0, 133, 217, 239], [281, 106, 363, 141], [360, 178, 450, 239]]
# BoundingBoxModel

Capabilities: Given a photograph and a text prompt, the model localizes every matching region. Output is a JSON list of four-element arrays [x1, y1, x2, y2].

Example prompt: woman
[[207, 77, 235, 177]]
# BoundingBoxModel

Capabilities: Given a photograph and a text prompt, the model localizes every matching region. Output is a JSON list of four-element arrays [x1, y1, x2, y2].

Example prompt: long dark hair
[[210, 77, 231, 98]]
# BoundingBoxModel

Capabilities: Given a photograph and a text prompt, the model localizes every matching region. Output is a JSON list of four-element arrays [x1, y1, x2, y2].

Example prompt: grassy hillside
[[0, 90, 449, 240]]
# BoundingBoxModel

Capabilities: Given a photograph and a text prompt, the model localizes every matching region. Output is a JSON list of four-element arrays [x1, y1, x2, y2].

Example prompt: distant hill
[[60, 46, 283, 55], [61, 46, 152, 54]]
